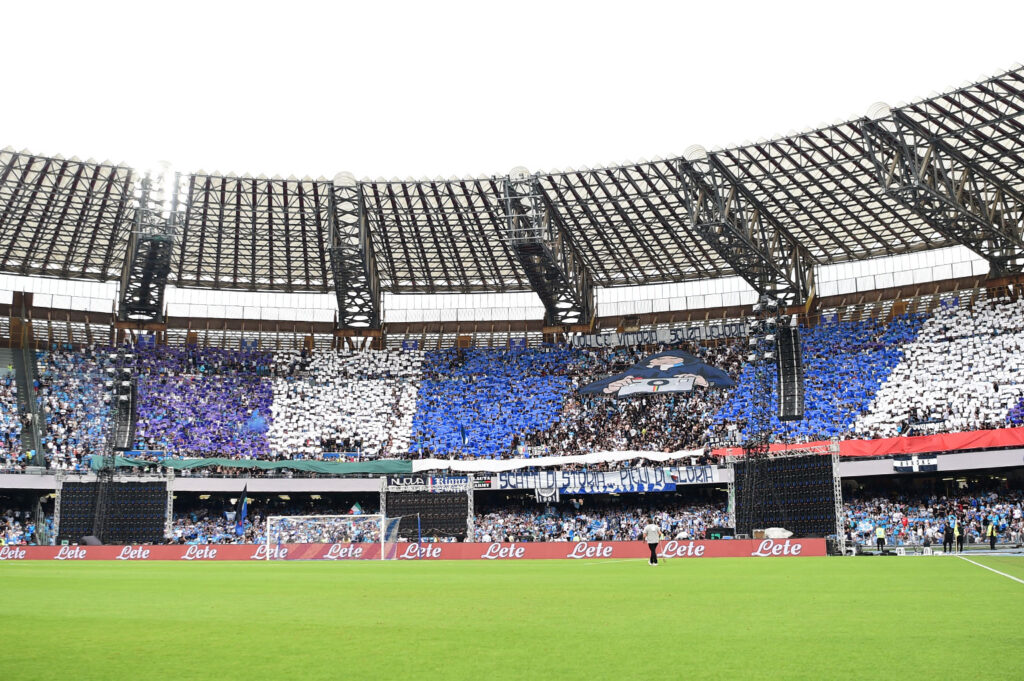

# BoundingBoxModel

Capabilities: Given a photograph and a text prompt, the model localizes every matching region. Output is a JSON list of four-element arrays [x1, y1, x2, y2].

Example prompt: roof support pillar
[[329, 173, 381, 330], [117, 167, 182, 324], [504, 171, 594, 328], [677, 148, 815, 307]]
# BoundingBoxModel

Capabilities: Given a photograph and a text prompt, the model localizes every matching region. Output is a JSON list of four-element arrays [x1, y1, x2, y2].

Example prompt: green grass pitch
[[3, 556, 1023, 681]]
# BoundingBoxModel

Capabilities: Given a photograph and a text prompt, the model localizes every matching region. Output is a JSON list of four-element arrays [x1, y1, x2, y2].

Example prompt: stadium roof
[[1, 66, 1022, 295]]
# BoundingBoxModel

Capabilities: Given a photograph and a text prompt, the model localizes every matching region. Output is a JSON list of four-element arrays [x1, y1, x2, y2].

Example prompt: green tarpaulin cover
[[91, 456, 412, 475]]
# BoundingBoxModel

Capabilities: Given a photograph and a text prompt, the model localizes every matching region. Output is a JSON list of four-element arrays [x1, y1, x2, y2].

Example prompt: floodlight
[[866, 102, 892, 120]]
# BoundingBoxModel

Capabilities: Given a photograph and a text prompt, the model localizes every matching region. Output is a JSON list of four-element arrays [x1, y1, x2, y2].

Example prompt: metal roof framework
[[0, 67, 1022, 299]]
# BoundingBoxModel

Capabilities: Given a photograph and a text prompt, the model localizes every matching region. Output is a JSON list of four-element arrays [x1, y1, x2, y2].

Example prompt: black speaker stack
[[385, 491, 469, 541], [733, 453, 837, 537], [58, 480, 167, 545], [775, 325, 804, 421]]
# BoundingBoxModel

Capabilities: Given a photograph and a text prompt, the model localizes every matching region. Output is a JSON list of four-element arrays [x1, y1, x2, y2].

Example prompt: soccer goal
[[264, 515, 403, 560]]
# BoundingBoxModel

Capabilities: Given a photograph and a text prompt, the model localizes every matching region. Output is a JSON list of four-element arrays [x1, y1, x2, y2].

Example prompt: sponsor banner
[[571, 321, 749, 349], [493, 466, 718, 494], [0, 539, 825, 561], [385, 475, 487, 492]]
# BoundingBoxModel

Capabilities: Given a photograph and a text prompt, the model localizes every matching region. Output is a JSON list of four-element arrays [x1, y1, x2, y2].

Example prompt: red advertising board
[[0, 539, 824, 561], [712, 426, 1024, 459]]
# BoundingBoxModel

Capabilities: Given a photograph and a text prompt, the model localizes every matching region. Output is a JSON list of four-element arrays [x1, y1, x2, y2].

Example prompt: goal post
[[264, 514, 403, 560]]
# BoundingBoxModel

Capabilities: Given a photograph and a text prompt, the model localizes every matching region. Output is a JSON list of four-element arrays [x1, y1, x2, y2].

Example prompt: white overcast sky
[[2, 0, 1022, 180]]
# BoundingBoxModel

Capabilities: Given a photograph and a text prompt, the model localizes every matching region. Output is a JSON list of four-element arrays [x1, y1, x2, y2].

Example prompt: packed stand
[[0, 508, 49, 545], [268, 349, 422, 459], [169, 503, 375, 545], [133, 346, 274, 459], [527, 342, 741, 457], [35, 346, 111, 470], [411, 347, 577, 459], [0, 372, 24, 471], [1010, 396, 1024, 427], [472, 499, 729, 542], [844, 490, 1023, 548], [713, 314, 926, 443], [856, 297, 1024, 437]]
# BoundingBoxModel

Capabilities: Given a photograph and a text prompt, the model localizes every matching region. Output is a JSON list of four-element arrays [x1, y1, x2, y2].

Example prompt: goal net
[[264, 515, 402, 560]]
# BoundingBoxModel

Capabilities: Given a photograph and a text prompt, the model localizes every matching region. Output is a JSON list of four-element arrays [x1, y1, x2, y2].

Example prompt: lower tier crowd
[[5, 487, 1022, 548]]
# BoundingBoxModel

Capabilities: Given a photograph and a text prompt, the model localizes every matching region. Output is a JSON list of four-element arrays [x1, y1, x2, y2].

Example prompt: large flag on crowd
[[580, 351, 735, 398], [234, 485, 248, 536]]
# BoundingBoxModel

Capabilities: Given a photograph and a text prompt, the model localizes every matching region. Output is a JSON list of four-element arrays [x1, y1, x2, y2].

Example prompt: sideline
[[580, 559, 639, 566], [958, 555, 1024, 586]]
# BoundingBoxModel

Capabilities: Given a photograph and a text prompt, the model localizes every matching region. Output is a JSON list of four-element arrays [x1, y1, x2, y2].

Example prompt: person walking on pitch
[[642, 518, 664, 566]]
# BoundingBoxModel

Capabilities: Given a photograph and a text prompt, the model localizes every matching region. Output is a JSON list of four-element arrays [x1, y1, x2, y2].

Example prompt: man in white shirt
[[642, 518, 664, 565]]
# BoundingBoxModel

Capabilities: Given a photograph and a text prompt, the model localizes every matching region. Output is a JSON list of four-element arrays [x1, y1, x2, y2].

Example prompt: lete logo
[[249, 545, 289, 560], [481, 543, 526, 560], [55, 546, 87, 560], [325, 544, 364, 560], [567, 542, 613, 559], [116, 546, 151, 560], [181, 545, 218, 560], [0, 545, 27, 560], [751, 539, 803, 557], [400, 544, 442, 560], [658, 540, 706, 558]]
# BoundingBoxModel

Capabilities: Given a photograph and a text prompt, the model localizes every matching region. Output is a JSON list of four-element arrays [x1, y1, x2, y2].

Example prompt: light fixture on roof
[[866, 102, 892, 120], [334, 172, 357, 187], [509, 166, 530, 181]]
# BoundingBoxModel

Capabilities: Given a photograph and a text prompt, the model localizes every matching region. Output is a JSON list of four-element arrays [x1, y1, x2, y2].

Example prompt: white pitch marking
[[581, 559, 641, 566], [958, 556, 1024, 586]]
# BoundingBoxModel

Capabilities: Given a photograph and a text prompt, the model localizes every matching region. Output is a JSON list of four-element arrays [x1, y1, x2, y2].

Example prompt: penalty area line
[[958, 556, 1024, 586]]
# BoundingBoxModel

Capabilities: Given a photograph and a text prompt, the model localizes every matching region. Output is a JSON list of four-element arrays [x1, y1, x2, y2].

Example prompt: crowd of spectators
[[472, 499, 730, 542], [134, 347, 274, 459], [1010, 396, 1024, 427], [0, 373, 24, 470], [713, 314, 926, 443], [843, 490, 1023, 547], [410, 348, 576, 459], [21, 296, 1024, 471], [35, 347, 110, 470], [0, 507, 46, 545], [526, 343, 742, 457], [268, 349, 422, 459], [856, 297, 1024, 437]]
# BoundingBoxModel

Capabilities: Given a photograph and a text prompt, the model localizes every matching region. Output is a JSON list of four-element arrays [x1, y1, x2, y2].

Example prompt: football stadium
[[2, 6, 1024, 680]]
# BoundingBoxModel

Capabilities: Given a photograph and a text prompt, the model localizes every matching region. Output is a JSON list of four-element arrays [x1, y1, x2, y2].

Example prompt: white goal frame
[[264, 514, 397, 560]]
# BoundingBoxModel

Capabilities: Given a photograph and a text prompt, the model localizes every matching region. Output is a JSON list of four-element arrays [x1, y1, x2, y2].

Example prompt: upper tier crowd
[[0, 372, 24, 471], [4, 294, 1021, 471], [855, 297, 1024, 437]]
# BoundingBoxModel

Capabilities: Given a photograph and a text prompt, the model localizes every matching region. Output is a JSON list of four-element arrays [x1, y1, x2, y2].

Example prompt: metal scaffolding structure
[[329, 173, 381, 329], [861, 107, 1024, 277], [0, 67, 1021, 320], [117, 168, 184, 323], [504, 172, 593, 326]]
